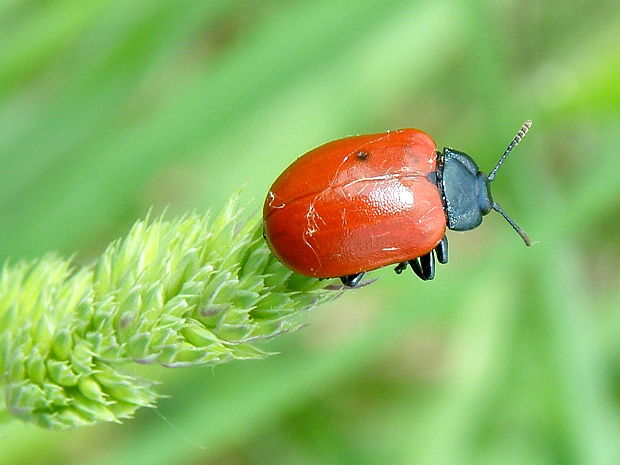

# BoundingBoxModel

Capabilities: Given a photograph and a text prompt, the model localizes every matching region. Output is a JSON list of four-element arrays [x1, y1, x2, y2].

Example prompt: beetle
[[263, 121, 532, 287]]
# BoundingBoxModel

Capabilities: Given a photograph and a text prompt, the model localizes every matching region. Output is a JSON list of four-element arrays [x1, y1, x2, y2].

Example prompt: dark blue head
[[437, 121, 532, 246]]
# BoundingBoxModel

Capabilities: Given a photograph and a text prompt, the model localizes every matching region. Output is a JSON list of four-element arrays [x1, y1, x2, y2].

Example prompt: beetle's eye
[[476, 174, 493, 215]]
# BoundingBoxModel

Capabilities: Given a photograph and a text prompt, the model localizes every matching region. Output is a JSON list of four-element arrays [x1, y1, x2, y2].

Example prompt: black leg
[[409, 258, 424, 280], [419, 251, 435, 280], [394, 262, 408, 274], [435, 235, 448, 264], [409, 251, 435, 281], [340, 272, 365, 287]]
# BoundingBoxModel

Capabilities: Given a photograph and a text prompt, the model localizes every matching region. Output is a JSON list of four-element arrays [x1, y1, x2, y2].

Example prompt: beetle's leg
[[340, 273, 365, 287], [394, 262, 408, 274], [409, 251, 435, 281], [419, 251, 435, 280], [435, 235, 448, 264], [409, 258, 424, 280]]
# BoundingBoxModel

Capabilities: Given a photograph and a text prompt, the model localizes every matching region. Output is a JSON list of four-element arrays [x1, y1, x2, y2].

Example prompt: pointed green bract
[[0, 195, 339, 430]]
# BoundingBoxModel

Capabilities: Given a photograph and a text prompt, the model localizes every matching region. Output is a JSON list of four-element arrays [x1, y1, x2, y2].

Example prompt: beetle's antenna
[[487, 120, 532, 182], [492, 202, 531, 246]]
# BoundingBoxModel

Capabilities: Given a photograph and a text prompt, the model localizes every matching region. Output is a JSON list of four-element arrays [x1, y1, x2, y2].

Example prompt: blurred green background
[[1, 0, 620, 464]]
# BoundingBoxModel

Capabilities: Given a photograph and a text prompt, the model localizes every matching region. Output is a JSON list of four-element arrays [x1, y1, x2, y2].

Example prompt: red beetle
[[263, 122, 532, 287]]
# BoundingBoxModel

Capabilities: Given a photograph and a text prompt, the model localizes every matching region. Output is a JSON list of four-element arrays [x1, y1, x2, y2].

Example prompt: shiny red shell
[[263, 129, 447, 278]]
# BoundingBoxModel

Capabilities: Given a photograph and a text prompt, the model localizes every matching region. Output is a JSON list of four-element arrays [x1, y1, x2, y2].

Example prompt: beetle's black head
[[437, 121, 533, 246], [440, 149, 492, 231]]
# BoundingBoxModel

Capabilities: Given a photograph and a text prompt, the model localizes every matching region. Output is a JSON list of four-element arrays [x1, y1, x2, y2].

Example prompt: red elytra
[[263, 129, 446, 279]]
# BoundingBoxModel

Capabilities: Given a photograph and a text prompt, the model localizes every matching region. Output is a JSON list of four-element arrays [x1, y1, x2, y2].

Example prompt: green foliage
[[0, 196, 336, 430]]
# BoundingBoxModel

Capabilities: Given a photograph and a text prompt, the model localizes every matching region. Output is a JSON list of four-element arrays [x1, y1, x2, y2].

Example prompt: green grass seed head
[[0, 197, 339, 430]]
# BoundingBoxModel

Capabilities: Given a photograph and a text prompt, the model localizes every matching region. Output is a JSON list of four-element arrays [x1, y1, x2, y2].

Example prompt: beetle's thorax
[[436, 148, 493, 232]]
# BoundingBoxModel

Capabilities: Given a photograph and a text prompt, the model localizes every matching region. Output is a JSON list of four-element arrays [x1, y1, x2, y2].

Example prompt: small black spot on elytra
[[356, 150, 370, 161]]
